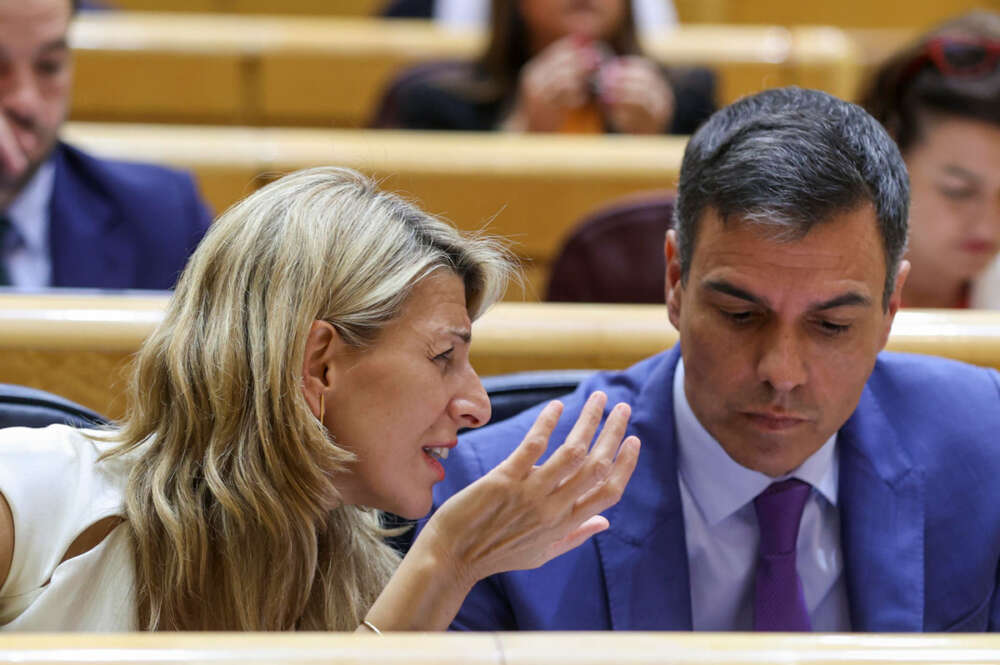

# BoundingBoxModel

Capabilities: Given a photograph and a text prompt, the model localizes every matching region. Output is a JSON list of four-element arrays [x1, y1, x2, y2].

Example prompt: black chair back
[[0, 384, 109, 429], [369, 59, 471, 129], [480, 370, 593, 424]]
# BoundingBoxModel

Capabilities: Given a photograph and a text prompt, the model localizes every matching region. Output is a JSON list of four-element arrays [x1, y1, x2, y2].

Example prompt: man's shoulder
[[862, 351, 1000, 455], [55, 142, 200, 202], [455, 351, 676, 473], [870, 351, 1000, 400]]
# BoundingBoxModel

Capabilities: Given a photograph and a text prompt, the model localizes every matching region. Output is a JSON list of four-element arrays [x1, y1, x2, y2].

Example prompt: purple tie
[[753, 478, 812, 631]]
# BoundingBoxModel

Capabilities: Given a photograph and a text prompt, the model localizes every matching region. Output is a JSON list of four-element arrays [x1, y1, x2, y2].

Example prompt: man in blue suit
[[0, 0, 211, 289], [431, 87, 1000, 632]]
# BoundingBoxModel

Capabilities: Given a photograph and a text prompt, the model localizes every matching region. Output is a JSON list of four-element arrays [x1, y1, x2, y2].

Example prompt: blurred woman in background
[[861, 10, 1000, 308], [388, 0, 714, 135]]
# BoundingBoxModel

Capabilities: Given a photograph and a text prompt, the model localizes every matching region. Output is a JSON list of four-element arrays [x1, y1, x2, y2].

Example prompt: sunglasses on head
[[901, 36, 1000, 84]]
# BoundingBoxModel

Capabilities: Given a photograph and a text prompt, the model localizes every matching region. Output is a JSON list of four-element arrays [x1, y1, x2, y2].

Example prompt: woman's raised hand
[[420, 391, 640, 588], [362, 391, 639, 632]]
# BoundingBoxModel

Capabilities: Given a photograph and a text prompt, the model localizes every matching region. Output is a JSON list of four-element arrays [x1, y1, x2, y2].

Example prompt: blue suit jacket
[[431, 347, 1000, 631], [46, 142, 211, 289]]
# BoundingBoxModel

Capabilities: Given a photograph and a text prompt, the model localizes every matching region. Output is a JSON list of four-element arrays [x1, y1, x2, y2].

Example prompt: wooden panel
[[789, 27, 861, 103], [1, 632, 1000, 665], [644, 25, 797, 102], [108, 0, 385, 15], [254, 19, 480, 126], [0, 348, 134, 421], [845, 28, 919, 100], [3, 294, 999, 419], [675, 0, 989, 29], [69, 14, 857, 128], [62, 122, 686, 271], [71, 51, 249, 124]]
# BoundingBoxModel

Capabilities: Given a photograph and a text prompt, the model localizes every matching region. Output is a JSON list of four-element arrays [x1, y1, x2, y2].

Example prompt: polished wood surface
[[61, 122, 687, 298], [2, 293, 999, 420], [0, 632, 998, 664], [109, 0, 385, 15], [674, 0, 986, 29], [68, 14, 860, 127]]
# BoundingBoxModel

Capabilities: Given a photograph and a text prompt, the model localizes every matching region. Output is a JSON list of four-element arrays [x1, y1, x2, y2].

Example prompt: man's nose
[[756, 325, 808, 394], [449, 368, 492, 430]]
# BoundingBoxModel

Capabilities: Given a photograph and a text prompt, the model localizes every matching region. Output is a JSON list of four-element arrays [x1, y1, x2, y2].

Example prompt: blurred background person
[[0, 0, 211, 291], [383, 0, 678, 36], [861, 10, 1000, 309], [384, 0, 714, 135]]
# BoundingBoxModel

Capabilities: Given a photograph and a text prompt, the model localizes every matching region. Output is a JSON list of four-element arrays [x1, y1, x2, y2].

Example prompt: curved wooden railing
[[2, 293, 999, 419], [0, 632, 998, 664]]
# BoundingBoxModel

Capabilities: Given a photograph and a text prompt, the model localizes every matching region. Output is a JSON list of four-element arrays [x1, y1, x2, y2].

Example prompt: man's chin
[[0, 143, 56, 207]]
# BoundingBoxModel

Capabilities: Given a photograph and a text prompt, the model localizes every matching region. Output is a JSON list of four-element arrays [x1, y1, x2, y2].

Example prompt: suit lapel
[[595, 348, 693, 629], [838, 379, 925, 631], [49, 144, 134, 288]]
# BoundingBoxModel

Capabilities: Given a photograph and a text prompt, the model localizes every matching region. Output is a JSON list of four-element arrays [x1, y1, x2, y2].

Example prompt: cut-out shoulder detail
[[59, 516, 124, 568], [0, 493, 12, 591]]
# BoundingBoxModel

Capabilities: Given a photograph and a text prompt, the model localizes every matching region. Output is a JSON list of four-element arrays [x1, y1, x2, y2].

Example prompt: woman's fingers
[[572, 435, 641, 519], [497, 400, 564, 479], [548, 402, 631, 500], [543, 515, 610, 561], [531, 391, 607, 490]]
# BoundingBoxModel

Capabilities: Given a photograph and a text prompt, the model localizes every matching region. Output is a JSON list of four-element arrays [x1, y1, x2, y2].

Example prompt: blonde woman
[[0, 167, 640, 631]]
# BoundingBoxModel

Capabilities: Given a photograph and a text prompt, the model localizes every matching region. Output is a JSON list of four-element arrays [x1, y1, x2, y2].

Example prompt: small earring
[[319, 392, 325, 423]]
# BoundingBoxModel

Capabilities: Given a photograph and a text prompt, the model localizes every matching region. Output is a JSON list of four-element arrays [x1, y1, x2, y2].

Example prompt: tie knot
[[754, 478, 811, 556], [0, 215, 18, 252]]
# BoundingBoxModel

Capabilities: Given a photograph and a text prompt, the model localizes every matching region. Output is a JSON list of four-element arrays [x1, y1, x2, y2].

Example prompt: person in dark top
[[385, 0, 714, 135]]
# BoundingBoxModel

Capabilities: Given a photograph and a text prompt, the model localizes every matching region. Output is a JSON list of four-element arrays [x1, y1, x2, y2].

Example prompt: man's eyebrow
[[810, 292, 871, 311], [447, 328, 472, 344], [704, 280, 871, 311], [703, 280, 768, 307]]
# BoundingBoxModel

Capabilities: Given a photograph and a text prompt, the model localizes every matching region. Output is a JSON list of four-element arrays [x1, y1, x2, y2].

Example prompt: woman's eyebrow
[[940, 164, 981, 183]]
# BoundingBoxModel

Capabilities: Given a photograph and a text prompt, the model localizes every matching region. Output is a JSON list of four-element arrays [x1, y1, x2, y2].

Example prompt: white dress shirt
[[673, 360, 851, 631], [2, 160, 55, 288]]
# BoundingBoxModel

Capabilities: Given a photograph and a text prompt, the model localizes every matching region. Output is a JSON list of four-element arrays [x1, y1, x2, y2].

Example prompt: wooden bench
[[68, 13, 860, 126], [0, 632, 998, 665], [62, 122, 688, 297], [107, 0, 384, 16], [2, 292, 998, 420], [674, 0, 985, 29]]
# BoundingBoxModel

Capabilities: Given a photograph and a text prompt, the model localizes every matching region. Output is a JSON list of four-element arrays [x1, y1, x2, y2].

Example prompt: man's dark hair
[[673, 86, 909, 308]]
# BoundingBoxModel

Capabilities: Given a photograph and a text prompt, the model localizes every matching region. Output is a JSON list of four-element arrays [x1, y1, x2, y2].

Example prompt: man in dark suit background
[[429, 87, 1000, 632], [0, 0, 211, 289]]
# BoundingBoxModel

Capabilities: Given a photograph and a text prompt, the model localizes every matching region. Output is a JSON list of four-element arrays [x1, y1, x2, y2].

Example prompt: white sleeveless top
[[971, 255, 1000, 309], [0, 425, 137, 630]]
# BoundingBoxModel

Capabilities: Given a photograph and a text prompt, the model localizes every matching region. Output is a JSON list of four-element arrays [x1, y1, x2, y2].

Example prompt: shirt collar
[[673, 358, 839, 527], [7, 159, 56, 254]]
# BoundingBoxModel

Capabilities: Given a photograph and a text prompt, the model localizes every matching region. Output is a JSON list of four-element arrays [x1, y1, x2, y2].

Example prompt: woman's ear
[[301, 320, 345, 419]]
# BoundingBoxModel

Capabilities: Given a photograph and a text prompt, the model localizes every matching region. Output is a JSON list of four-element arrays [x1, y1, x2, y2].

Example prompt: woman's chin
[[386, 495, 434, 521]]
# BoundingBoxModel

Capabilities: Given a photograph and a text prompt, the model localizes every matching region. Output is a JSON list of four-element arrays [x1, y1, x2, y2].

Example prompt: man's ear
[[665, 230, 683, 330], [301, 320, 347, 419], [878, 259, 910, 350]]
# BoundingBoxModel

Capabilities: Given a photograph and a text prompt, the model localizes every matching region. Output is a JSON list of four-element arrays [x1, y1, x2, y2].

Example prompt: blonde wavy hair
[[106, 167, 513, 630]]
